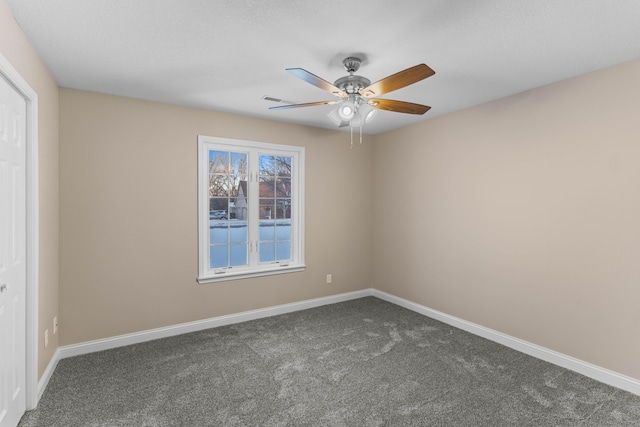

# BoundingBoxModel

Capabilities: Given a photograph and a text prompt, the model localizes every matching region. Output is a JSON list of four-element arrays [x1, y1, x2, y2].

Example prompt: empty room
[[1, 1, 640, 426]]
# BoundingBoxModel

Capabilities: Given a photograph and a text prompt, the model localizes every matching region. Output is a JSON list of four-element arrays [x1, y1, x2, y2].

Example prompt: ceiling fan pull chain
[[350, 126, 354, 149]]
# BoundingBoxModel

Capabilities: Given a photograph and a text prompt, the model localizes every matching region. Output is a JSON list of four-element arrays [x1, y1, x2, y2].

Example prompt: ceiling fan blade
[[360, 64, 435, 97], [269, 100, 339, 110], [367, 98, 431, 115], [262, 95, 299, 105], [286, 68, 347, 98]]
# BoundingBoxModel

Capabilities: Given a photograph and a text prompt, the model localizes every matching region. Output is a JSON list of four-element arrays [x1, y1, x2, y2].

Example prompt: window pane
[[230, 152, 248, 175], [276, 177, 291, 197], [259, 242, 275, 263], [233, 179, 249, 220], [210, 245, 228, 268], [260, 181, 275, 198], [260, 220, 275, 241], [210, 222, 229, 245], [275, 198, 291, 219], [230, 221, 247, 243], [259, 154, 293, 264], [209, 198, 229, 219], [275, 156, 292, 177], [275, 220, 291, 240], [209, 150, 229, 174], [259, 155, 275, 178], [230, 244, 247, 266], [209, 174, 231, 198], [276, 241, 291, 261], [208, 149, 248, 269], [260, 198, 275, 220]]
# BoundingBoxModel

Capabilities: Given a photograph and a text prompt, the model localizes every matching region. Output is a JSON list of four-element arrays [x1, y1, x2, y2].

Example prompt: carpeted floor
[[19, 297, 640, 426]]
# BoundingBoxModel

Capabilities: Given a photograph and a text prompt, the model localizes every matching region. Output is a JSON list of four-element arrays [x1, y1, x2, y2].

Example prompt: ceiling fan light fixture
[[350, 104, 376, 128], [338, 101, 356, 120], [365, 109, 377, 122], [349, 110, 363, 128], [327, 107, 350, 127], [361, 104, 377, 123]]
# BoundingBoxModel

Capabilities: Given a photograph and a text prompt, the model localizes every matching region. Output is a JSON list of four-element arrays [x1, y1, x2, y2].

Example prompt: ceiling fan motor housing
[[334, 75, 371, 94], [335, 57, 371, 94]]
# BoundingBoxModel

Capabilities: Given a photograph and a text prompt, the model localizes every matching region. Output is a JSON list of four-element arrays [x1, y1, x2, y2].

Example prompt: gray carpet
[[19, 297, 640, 426]]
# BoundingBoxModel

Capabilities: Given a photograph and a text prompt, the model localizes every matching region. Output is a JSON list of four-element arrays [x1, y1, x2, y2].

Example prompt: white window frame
[[197, 135, 305, 283]]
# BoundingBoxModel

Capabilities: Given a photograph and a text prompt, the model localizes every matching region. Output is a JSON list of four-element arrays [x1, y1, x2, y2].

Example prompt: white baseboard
[[371, 289, 640, 397], [58, 289, 372, 359], [33, 348, 60, 408], [45, 288, 639, 401]]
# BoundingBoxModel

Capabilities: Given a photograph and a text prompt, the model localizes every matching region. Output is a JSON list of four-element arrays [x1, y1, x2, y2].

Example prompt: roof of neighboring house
[[238, 181, 248, 198]]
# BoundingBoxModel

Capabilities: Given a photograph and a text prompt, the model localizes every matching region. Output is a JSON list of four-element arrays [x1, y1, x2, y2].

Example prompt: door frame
[[0, 52, 39, 411]]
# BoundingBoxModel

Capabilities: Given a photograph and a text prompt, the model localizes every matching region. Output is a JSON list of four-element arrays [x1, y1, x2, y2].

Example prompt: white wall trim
[[37, 349, 60, 403], [0, 51, 40, 411], [58, 290, 372, 359], [50, 288, 639, 399], [371, 289, 640, 397]]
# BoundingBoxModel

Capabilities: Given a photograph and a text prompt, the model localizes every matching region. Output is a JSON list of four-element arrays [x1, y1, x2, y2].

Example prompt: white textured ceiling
[[5, 0, 640, 134]]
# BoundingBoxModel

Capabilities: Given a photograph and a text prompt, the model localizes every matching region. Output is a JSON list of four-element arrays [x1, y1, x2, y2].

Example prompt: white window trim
[[197, 135, 305, 283]]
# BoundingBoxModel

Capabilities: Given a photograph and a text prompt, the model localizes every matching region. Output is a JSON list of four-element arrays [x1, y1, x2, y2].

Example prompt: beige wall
[[58, 89, 373, 345], [0, 0, 59, 378], [5, 0, 640, 386], [372, 58, 640, 381]]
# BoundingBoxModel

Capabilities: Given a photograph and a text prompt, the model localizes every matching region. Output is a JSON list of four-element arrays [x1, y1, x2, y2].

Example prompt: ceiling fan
[[268, 57, 435, 128]]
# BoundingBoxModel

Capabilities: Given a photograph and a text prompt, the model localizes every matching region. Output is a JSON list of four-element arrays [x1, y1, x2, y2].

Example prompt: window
[[198, 136, 305, 283]]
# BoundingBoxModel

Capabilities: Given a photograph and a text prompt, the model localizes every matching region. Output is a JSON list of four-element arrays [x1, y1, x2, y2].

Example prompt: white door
[[0, 75, 27, 427]]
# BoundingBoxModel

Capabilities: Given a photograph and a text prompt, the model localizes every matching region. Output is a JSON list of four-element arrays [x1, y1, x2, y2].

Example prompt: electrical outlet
[[44, 329, 49, 348], [326, 274, 332, 284], [53, 316, 58, 334]]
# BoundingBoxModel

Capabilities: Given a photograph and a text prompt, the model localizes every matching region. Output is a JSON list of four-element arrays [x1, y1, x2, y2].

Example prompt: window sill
[[198, 264, 306, 284]]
